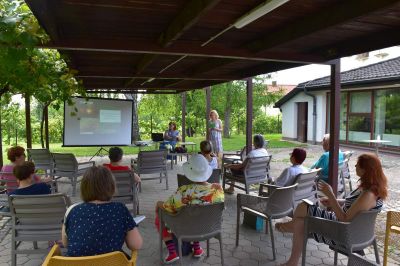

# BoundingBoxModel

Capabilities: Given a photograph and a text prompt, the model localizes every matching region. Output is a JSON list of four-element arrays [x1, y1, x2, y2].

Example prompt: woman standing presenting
[[208, 110, 223, 157]]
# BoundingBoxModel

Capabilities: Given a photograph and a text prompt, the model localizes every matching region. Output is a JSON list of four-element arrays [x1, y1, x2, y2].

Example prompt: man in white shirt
[[274, 148, 308, 186], [224, 134, 269, 194]]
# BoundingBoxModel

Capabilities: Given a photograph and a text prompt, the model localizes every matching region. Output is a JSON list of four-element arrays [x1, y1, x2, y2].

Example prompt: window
[[374, 89, 400, 147]]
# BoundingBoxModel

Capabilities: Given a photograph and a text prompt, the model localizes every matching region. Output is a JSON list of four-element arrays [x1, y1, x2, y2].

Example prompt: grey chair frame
[[51, 153, 95, 196], [222, 146, 246, 164], [132, 150, 168, 191], [302, 210, 380, 266], [0, 193, 12, 243], [9, 193, 71, 266], [27, 148, 54, 177], [0, 172, 19, 194], [177, 169, 222, 187], [348, 253, 379, 266], [111, 170, 139, 215], [159, 202, 224, 266], [260, 169, 320, 213], [341, 157, 353, 194], [236, 184, 298, 260], [223, 155, 272, 194]]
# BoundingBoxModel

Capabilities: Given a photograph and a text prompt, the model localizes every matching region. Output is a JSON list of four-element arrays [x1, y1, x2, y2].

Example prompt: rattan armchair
[[302, 210, 380, 266]]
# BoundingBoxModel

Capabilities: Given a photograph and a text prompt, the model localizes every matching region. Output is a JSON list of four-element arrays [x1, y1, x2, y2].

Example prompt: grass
[[1, 134, 303, 160]]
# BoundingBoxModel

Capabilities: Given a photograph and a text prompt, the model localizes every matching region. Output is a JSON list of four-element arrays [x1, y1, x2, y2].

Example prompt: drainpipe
[[303, 81, 317, 144]]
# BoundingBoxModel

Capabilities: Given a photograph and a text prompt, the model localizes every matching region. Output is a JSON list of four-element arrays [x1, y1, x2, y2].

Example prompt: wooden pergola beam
[[76, 74, 232, 81], [328, 59, 341, 194], [247, 0, 399, 52], [85, 90, 181, 94], [319, 28, 400, 59], [158, 0, 220, 47], [125, 0, 220, 87], [42, 40, 326, 64]]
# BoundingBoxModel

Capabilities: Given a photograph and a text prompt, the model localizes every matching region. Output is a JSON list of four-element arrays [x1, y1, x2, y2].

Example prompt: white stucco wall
[[280, 91, 327, 142]]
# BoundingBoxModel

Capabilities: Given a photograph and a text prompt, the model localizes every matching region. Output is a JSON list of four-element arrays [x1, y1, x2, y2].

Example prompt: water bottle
[[256, 217, 264, 232]]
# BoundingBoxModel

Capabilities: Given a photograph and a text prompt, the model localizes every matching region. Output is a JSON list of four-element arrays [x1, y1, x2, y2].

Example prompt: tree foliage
[[137, 77, 284, 138], [0, 0, 86, 148]]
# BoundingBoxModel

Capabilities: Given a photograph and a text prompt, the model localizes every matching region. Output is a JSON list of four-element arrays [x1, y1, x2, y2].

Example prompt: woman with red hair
[[276, 153, 388, 266]]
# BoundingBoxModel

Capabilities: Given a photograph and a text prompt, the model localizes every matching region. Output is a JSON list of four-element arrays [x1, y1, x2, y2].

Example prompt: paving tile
[[1, 147, 399, 265]]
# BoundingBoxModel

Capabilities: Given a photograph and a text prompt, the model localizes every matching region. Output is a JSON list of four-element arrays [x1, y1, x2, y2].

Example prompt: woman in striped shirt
[[276, 153, 388, 266]]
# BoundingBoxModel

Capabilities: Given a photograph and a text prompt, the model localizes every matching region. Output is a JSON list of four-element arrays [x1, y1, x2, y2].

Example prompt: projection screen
[[63, 97, 133, 146]]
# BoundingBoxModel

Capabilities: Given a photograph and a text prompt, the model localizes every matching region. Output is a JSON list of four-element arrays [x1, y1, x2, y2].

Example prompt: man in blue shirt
[[310, 134, 344, 182]]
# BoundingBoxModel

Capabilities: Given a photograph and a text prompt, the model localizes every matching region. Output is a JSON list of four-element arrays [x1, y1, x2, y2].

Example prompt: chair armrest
[[259, 183, 279, 196], [78, 161, 95, 167], [238, 193, 269, 213], [305, 215, 351, 244], [130, 250, 138, 265], [42, 244, 61, 265]]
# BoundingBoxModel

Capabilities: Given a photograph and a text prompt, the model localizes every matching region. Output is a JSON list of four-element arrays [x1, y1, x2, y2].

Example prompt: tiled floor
[[0, 144, 399, 265]]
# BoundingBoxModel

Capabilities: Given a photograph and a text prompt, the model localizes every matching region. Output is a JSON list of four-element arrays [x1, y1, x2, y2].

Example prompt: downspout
[[303, 81, 317, 144]]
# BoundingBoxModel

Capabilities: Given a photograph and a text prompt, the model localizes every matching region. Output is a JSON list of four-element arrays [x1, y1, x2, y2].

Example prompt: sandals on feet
[[224, 187, 234, 194]]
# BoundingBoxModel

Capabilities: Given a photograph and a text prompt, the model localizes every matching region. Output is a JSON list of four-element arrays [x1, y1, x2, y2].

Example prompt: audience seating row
[[27, 149, 94, 196]]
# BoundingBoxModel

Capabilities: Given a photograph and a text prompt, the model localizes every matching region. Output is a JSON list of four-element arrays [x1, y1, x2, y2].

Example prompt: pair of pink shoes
[[164, 247, 204, 264]]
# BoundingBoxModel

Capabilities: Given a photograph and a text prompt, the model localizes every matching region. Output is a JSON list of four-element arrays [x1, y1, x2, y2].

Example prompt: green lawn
[[1, 134, 303, 161]]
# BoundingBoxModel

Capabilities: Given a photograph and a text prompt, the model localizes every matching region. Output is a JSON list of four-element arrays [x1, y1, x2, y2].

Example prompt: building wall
[[281, 91, 327, 142]]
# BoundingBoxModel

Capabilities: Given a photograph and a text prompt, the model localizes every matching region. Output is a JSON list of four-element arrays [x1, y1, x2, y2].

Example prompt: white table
[[130, 141, 154, 151], [360, 139, 392, 157]]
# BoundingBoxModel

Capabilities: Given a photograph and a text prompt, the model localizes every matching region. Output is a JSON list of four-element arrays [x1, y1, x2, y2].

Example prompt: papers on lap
[[133, 215, 146, 225]]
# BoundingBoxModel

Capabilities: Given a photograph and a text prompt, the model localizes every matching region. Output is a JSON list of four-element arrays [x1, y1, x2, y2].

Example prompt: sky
[[268, 46, 400, 86]]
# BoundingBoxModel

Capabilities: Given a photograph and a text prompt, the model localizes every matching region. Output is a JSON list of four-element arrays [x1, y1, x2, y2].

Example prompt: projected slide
[[63, 97, 133, 146]]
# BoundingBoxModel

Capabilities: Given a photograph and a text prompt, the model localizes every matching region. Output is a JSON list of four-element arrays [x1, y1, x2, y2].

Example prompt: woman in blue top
[[164, 122, 181, 142], [62, 166, 143, 257]]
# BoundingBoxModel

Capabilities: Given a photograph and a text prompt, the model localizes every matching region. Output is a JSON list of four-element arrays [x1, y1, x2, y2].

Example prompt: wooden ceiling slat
[[125, 0, 220, 87], [158, 0, 220, 47], [43, 39, 324, 63], [246, 0, 399, 52], [24, 0, 400, 93]]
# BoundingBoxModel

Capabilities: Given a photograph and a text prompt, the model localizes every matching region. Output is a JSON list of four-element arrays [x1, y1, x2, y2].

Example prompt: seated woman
[[155, 155, 224, 264], [224, 134, 269, 194], [103, 146, 141, 183], [62, 166, 143, 257], [276, 153, 387, 266], [0, 146, 50, 193], [9, 161, 51, 196], [200, 140, 218, 169], [164, 122, 181, 143]]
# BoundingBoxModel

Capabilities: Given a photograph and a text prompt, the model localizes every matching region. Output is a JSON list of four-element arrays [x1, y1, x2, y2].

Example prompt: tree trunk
[[237, 115, 240, 135], [125, 94, 141, 141], [40, 104, 45, 148], [0, 85, 10, 167], [223, 82, 232, 138], [223, 109, 231, 138], [124, 94, 140, 141], [40, 103, 50, 149], [45, 105, 49, 149], [25, 94, 32, 148]]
